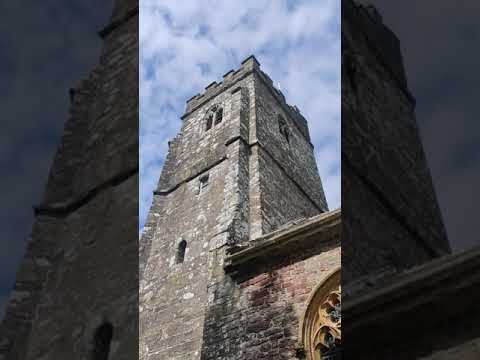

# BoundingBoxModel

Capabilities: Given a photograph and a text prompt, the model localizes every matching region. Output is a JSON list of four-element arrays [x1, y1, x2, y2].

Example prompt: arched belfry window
[[205, 113, 213, 131], [215, 107, 223, 125], [301, 269, 341, 360], [205, 105, 223, 131], [92, 322, 113, 360], [176, 239, 187, 264]]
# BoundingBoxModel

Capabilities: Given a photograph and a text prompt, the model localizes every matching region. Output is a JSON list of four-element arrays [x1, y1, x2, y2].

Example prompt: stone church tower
[[140, 56, 340, 359], [342, 0, 450, 286], [0, 1, 138, 359], [342, 2, 480, 359]]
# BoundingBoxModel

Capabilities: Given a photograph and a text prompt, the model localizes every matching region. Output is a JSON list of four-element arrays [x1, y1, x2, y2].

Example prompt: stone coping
[[343, 244, 480, 334], [224, 209, 341, 271]]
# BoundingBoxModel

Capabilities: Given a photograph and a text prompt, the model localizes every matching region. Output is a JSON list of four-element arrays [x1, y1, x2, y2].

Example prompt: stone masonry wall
[[252, 73, 328, 236], [342, 0, 449, 285], [254, 72, 327, 213], [201, 235, 340, 359], [43, 1, 138, 205], [385, 306, 480, 360], [140, 63, 254, 359], [157, 79, 251, 193], [0, 1, 138, 359], [342, 163, 432, 281], [140, 153, 238, 359], [256, 147, 322, 234]]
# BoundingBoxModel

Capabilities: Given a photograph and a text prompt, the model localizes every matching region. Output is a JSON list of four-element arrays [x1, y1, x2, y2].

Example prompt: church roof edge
[[225, 209, 341, 271]]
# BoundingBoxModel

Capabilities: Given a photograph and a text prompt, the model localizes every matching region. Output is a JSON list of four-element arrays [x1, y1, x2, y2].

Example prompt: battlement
[[183, 55, 311, 142], [183, 55, 260, 114], [346, 0, 413, 101]]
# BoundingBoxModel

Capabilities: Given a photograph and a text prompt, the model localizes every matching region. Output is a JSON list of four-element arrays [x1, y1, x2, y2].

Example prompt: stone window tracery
[[205, 105, 223, 131], [215, 107, 223, 125], [206, 114, 213, 131], [302, 270, 341, 360]]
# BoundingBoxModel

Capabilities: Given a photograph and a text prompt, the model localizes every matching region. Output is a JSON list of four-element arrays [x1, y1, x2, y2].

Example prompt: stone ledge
[[34, 167, 138, 218], [343, 245, 480, 350], [344, 244, 480, 315], [154, 156, 228, 195], [224, 209, 341, 271]]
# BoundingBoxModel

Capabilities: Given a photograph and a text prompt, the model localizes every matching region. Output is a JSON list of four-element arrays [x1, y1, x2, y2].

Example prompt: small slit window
[[278, 114, 290, 144], [198, 174, 209, 195], [92, 322, 113, 360], [176, 239, 187, 264], [215, 107, 223, 125]]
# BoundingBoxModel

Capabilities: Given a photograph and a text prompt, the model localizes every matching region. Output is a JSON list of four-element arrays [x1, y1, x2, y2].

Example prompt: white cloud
[[140, 0, 341, 229]]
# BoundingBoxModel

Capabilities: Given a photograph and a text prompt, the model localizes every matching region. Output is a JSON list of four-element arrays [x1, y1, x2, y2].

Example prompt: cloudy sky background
[[366, 0, 480, 251], [139, 0, 341, 231], [0, 1, 112, 322]]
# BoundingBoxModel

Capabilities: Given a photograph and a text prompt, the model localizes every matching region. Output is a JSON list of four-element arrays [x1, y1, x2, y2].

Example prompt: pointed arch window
[[215, 107, 223, 125], [302, 269, 341, 360], [205, 114, 213, 131], [205, 105, 223, 131], [176, 239, 187, 264], [92, 322, 113, 360], [198, 174, 209, 195]]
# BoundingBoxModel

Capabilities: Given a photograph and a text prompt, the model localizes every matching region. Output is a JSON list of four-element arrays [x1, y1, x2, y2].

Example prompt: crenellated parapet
[[183, 55, 312, 143], [345, 0, 414, 103]]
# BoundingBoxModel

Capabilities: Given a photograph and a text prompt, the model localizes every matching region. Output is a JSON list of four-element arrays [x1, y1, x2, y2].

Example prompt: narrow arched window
[[215, 107, 223, 125], [206, 114, 213, 131], [176, 240, 187, 264], [278, 114, 290, 144], [92, 322, 113, 360], [198, 174, 209, 195]]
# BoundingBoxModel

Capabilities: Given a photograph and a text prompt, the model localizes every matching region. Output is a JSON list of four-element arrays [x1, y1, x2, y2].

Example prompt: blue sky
[[139, 0, 341, 230]]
